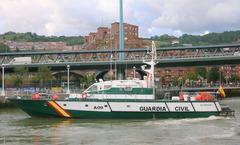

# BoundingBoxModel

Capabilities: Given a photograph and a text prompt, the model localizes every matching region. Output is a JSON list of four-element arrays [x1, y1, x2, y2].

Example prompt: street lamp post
[[1, 65, 5, 97], [66, 65, 70, 94], [133, 66, 136, 78]]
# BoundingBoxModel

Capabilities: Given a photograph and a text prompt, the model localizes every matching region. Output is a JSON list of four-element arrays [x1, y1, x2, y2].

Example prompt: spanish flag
[[217, 85, 226, 98]]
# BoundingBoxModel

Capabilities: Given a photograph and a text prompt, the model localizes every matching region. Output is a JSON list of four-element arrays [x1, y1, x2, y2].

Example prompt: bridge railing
[[1, 44, 240, 65]]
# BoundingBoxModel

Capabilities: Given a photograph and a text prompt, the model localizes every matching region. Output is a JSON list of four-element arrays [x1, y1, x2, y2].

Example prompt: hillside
[[1, 30, 240, 50], [0, 32, 85, 46], [151, 30, 240, 47]]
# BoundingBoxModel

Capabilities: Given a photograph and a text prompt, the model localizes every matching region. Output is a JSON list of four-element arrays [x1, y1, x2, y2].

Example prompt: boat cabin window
[[104, 85, 112, 90], [124, 86, 132, 91], [86, 85, 97, 92]]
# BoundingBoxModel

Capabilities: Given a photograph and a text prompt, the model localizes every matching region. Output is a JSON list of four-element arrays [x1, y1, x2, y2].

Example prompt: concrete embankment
[[0, 96, 15, 108], [226, 90, 240, 97]]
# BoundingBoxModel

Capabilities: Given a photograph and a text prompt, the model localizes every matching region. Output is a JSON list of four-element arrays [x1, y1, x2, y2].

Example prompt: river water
[[0, 98, 240, 145]]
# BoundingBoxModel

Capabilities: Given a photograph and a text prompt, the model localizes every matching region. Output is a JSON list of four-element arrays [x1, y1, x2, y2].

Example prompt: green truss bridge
[[1, 43, 240, 71]]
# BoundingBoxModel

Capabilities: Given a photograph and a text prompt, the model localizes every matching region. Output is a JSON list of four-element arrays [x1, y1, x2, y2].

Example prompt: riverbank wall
[[0, 96, 15, 108]]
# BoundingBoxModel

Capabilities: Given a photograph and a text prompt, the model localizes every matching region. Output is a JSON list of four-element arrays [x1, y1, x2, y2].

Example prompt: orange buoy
[[35, 93, 40, 100], [195, 92, 214, 101], [32, 92, 40, 100], [179, 92, 184, 101], [31, 94, 36, 100], [195, 94, 202, 101], [53, 94, 59, 100]]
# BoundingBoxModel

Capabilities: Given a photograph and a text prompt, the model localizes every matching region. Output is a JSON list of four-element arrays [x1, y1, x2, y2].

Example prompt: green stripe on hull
[[9, 99, 220, 119], [68, 110, 219, 119]]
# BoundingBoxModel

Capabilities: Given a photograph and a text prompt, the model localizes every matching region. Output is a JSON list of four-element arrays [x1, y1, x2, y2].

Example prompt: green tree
[[13, 66, 29, 87], [179, 30, 240, 46], [185, 71, 198, 81], [172, 77, 178, 86], [37, 66, 53, 89], [207, 67, 219, 82], [0, 43, 10, 52], [13, 76, 22, 88], [196, 67, 207, 78], [31, 75, 40, 88], [0, 32, 85, 46], [80, 74, 95, 88]]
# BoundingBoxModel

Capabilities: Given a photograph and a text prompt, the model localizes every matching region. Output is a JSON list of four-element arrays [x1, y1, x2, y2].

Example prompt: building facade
[[3, 41, 82, 51], [84, 22, 150, 50]]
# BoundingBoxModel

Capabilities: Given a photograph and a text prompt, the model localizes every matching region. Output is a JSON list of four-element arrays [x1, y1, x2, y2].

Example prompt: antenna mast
[[143, 41, 157, 99], [117, 0, 125, 80], [151, 41, 157, 99]]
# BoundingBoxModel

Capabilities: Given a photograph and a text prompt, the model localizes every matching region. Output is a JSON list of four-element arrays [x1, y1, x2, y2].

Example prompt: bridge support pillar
[[1, 65, 5, 97], [117, 0, 125, 80], [117, 64, 125, 80]]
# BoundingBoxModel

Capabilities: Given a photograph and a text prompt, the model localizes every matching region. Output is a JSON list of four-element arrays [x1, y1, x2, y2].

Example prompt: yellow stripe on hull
[[48, 101, 71, 118]]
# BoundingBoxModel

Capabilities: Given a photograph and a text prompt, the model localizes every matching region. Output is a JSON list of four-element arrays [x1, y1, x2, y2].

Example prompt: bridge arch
[[95, 68, 147, 81], [51, 71, 84, 88]]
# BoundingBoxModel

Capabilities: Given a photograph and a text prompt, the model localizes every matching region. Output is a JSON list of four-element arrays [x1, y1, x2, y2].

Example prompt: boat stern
[[219, 105, 235, 117]]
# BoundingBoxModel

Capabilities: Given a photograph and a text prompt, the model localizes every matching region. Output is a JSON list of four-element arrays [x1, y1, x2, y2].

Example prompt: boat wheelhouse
[[82, 79, 154, 100]]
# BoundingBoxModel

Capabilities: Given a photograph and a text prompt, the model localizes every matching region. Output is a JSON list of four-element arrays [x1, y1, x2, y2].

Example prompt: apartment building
[[84, 22, 149, 49]]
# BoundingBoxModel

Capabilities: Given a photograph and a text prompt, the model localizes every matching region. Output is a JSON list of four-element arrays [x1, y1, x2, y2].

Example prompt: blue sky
[[0, 0, 240, 37]]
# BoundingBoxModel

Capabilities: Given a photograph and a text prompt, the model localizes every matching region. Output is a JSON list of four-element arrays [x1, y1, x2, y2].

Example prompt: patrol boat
[[8, 42, 234, 119]]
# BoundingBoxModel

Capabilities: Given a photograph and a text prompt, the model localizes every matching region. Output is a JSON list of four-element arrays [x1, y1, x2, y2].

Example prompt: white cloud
[[150, 0, 240, 35], [0, 0, 57, 35], [0, 0, 240, 37], [201, 31, 210, 36]]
